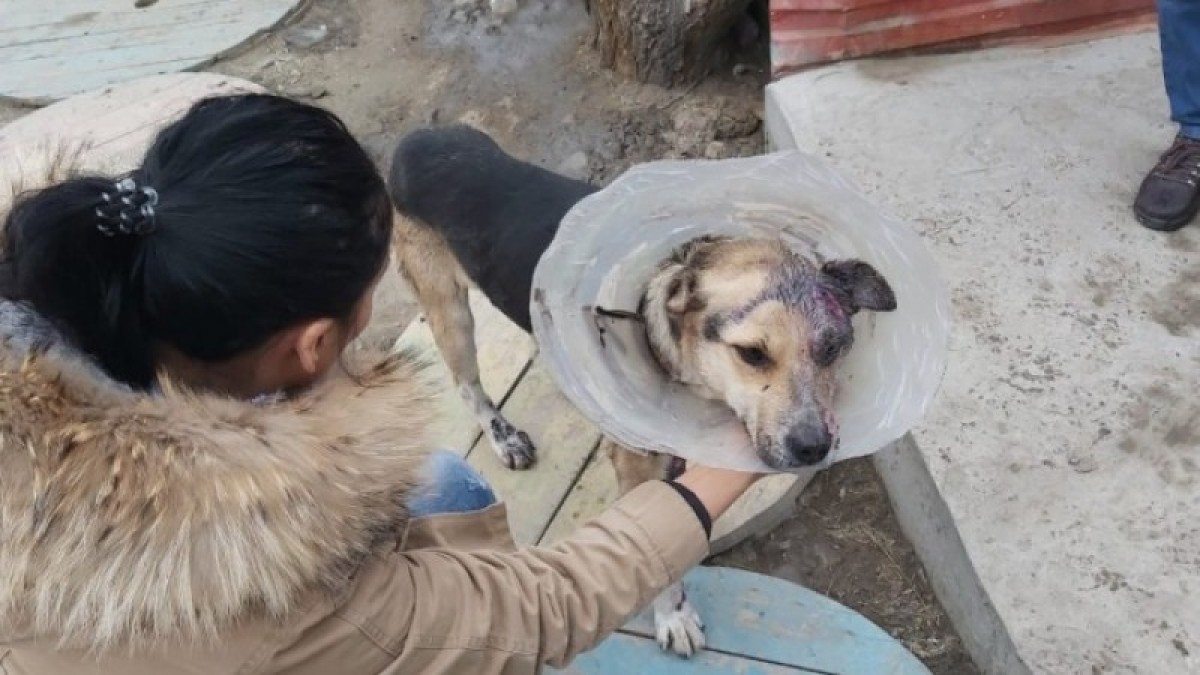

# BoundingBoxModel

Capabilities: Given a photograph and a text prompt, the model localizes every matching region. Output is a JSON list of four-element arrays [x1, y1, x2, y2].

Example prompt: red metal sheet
[[770, 0, 1157, 77]]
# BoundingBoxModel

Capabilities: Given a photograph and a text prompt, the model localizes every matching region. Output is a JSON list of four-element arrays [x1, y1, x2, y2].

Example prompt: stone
[[283, 24, 330, 50], [556, 151, 590, 180], [490, 0, 518, 19]]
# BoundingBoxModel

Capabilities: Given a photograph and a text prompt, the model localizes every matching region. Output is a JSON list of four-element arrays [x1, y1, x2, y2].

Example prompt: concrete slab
[[766, 32, 1200, 675]]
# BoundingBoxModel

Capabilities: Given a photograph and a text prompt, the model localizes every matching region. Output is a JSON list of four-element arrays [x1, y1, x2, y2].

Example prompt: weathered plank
[[621, 567, 932, 675], [467, 359, 601, 545], [393, 291, 535, 455], [0, 0, 308, 104], [538, 446, 620, 544]]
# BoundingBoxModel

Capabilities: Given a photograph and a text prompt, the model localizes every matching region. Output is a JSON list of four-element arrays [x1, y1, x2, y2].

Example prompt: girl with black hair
[[0, 94, 759, 674]]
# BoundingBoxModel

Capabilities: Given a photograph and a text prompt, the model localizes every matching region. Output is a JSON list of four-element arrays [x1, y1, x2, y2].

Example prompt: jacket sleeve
[[333, 480, 709, 671]]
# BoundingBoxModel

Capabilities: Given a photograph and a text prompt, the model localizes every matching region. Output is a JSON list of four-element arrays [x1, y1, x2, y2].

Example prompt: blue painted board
[[582, 567, 931, 675], [550, 632, 820, 674]]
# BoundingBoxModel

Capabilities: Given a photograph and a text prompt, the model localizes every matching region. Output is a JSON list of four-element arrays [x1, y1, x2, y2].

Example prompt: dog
[[387, 125, 897, 656]]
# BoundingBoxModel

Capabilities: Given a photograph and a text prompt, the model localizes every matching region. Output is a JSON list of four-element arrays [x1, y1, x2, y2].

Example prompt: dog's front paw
[[489, 418, 536, 470], [654, 599, 706, 658]]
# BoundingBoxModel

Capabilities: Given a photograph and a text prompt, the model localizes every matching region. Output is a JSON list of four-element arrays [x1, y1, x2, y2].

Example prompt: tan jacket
[[0, 300, 708, 675]]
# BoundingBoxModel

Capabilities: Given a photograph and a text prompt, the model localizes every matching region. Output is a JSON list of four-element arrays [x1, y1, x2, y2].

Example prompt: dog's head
[[643, 236, 896, 470]]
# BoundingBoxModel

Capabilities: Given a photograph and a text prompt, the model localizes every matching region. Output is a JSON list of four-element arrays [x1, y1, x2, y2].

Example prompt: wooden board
[[0, 0, 308, 104], [538, 446, 620, 545], [552, 632, 817, 674], [393, 291, 535, 455], [551, 567, 930, 675], [466, 359, 602, 545], [0, 73, 263, 215]]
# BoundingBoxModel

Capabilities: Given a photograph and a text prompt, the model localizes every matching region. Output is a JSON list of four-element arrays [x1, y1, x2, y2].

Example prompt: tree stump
[[587, 0, 752, 88]]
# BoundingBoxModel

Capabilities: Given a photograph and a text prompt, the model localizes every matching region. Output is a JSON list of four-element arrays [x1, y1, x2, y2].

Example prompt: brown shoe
[[1134, 134, 1200, 231]]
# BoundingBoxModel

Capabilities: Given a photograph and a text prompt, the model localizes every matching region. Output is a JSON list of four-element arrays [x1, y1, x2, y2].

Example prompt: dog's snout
[[785, 426, 832, 465]]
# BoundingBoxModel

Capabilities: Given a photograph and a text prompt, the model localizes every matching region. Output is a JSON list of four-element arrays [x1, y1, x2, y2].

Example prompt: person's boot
[[1134, 134, 1200, 231]]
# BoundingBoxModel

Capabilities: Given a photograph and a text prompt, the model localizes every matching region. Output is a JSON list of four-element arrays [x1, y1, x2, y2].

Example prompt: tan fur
[[0, 319, 438, 652], [606, 442, 671, 496], [393, 211, 479, 393]]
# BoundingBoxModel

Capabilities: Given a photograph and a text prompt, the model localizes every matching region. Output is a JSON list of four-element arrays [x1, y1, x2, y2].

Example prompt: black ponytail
[[4, 176, 158, 384], [1, 94, 392, 389]]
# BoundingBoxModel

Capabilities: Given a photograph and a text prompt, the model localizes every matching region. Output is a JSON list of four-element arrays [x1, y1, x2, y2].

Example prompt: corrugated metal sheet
[[770, 0, 1156, 77]]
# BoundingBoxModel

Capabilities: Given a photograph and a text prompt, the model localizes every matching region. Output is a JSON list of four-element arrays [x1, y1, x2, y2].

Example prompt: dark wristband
[[662, 479, 713, 539]]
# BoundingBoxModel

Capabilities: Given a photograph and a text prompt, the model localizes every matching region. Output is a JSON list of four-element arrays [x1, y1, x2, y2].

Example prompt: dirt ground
[[0, 0, 976, 671]]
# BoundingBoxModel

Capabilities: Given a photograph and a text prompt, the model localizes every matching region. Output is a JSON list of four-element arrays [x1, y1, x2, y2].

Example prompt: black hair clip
[[95, 177, 159, 237]]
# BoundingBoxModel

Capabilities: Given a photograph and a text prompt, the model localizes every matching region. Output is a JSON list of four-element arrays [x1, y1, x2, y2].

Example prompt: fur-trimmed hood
[[0, 300, 437, 651]]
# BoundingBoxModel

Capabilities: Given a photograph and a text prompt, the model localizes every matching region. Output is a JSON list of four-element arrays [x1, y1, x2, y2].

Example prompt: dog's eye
[[734, 345, 771, 368], [814, 340, 843, 367]]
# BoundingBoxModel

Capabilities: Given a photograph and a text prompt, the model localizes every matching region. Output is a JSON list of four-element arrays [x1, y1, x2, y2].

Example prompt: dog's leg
[[396, 216, 536, 469], [608, 442, 706, 657], [651, 579, 706, 657], [429, 293, 536, 470]]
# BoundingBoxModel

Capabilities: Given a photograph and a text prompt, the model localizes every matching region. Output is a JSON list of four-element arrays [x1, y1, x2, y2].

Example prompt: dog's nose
[[785, 427, 832, 465]]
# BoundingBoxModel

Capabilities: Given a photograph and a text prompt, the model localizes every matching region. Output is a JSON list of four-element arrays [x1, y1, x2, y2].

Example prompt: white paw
[[488, 418, 536, 470], [654, 599, 706, 658]]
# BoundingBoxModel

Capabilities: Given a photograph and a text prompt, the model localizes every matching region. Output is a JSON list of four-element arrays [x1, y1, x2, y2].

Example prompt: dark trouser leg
[[1159, 0, 1200, 138], [408, 451, 498, 517]]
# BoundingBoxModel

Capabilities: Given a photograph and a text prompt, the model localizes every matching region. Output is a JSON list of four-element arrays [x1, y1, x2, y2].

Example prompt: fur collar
[[0, 300, 436, 651]]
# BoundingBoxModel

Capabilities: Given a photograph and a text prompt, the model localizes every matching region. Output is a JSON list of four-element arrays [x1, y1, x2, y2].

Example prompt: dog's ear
[[821, 260, 897, 313], [668, 235, 729, 269], [665, 270, 696, 315], [663, 236, 727, 315]]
